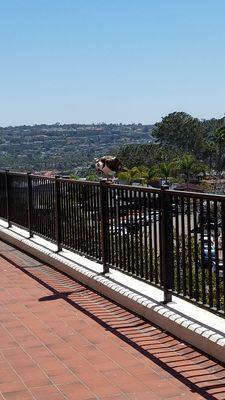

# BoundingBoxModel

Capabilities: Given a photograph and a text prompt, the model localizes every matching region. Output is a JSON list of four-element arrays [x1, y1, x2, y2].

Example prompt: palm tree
[[178, 155, 199, 188], [118, 166, 148, 185], [69, 173, 79, 180], [158, 161, 177, 184], [86, 173, 100, 182], [147, 166, 158, 186]]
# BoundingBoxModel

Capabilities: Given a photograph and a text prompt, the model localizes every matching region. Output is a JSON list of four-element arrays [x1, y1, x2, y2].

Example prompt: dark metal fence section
[[6, 172, 29, 228], [0, 171, 224, 316], [107, 184, 162, 285], [0, 171, 7, 220], [166, 189, 225, 315], [59, 179, 101, 260], [31, 175, 55, 242]]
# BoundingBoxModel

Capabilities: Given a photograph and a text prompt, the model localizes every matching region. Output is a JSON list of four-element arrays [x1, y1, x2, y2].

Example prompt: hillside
[[0, 123, 153, 175]]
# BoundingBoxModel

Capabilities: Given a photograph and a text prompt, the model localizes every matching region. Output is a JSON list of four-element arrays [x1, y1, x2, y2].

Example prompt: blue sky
[[1, 0, 225, 126]]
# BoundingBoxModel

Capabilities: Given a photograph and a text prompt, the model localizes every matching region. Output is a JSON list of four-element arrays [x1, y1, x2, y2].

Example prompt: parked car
[[151, 211, 160, 222], [137, 212, 160, 225], [171, 202, 188, 214], [109, 225, 128, 236], [203, 235, 215, 246], [212, 260, 224, 278], [203, 245, 216, 267]]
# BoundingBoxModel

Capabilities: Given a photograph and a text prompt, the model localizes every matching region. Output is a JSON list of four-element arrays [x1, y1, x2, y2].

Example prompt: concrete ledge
[[0, 222, 225, 365]]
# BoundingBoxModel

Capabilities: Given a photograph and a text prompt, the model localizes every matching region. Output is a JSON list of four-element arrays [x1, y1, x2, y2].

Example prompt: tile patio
[[0, 240, 225, 400]]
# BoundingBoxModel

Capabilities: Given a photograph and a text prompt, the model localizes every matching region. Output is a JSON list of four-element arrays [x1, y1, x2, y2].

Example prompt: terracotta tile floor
[[0, 240, 225, 400]]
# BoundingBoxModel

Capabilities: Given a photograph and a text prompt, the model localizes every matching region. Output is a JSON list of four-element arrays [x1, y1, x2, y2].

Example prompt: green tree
[[202, 141, 216, 173], [152, 112, 204, 156], [118, 166, 148, 185], [178, 155, 205, 187], [214, 126, 225, 176], [157, 161, 177, 184], [69, 173, 79, 180], [117, 143, 176, 169], [86, 173, 100, 182], [146, 165, 159, 185]]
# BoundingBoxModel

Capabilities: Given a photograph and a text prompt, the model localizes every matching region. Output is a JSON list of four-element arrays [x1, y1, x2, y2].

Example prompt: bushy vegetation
[[116, 112, 225, 188]]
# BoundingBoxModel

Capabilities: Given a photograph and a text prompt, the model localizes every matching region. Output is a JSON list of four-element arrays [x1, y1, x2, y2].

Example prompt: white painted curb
[[0, 223, 224, 364]]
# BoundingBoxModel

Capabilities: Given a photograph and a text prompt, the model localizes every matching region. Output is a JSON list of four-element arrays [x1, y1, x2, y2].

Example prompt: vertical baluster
[[27, 172, 33, 238], [54, 175, 62, 252], [89, 185, 94, 257], [75, 183, 80, 252], [126, 188, 131, 273], [93, 185, 98, 258], [130, 190, 135, 275], [187, 197, 193, 298], [214, 201, 220, 311], [200, 199, 206, 304], [121, 189, 127, 271], [5, 170, 11, 228], [139, 190, 144, 278], [221, 201, 225, 314], [193, 198, 199, 302], [109, 187, 114, 266], [99, 180, 109, 273], [143, 192, 148, 280], [153, 193, 158, 284], [181, 197, 186, 296], [72, 182, 77, 251], [134, 190, 139, 276], [175, 195, 181, 293], [160, 185, 172, 303], [207, 200, 213, 307], [148, 192, 153, 282], [84, 184, 89, 254], [97, 185, 102, 260]]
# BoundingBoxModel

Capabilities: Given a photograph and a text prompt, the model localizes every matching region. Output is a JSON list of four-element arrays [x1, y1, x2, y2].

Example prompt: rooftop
[[1, 240, 225, 400]]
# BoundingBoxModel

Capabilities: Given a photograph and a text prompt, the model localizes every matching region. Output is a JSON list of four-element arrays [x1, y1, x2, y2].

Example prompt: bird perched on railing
[[94, 156, 126, 181]]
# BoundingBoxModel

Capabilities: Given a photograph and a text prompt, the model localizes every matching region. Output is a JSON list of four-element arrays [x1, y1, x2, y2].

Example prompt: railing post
[[100, 179, 110, 273], [54, 175, 62, 252], [5, 170, 11, 228], [221, 200, 225, 314], [27, 172, 33, 238], [160, 184, 173, 303]]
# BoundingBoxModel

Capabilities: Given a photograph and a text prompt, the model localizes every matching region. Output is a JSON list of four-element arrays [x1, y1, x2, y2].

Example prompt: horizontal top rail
[[108, 182, 162, 193], [59, 178, 100, 186], [166, 188, 225, 201], [0, 171, 28, 177], [29, 174, 55, 181], [1, 170, 225, 200]]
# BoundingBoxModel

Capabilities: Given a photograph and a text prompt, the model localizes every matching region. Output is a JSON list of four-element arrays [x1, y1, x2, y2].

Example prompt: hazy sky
[[1, 0, 225, 126]]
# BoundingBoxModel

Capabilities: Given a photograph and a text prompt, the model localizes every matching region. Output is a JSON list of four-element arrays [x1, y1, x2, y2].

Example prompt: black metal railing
[[166, 190, 225, 314], [59, 179, 101, 260], [0, 170, 224, 316]]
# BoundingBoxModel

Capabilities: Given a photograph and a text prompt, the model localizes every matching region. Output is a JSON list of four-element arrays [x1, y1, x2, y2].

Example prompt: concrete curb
[[0, 224, 225, 365]]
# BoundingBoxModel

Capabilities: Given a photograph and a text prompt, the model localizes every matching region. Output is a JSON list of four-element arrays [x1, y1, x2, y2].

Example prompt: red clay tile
[[0, 381, 27, 394], [2, 390, 33, 400], [99, 396, 127, 400], [50, 372, 78, 385], [30, 385, 65, 400], [58, 382, 94, 399], [0, 367, 19, 385], [126, 392, 162, 400], [1, 241, 225, 400]]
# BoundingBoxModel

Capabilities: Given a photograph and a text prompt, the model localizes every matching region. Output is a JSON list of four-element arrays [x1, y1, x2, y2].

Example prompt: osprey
[[94, 156, 125, 179]]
